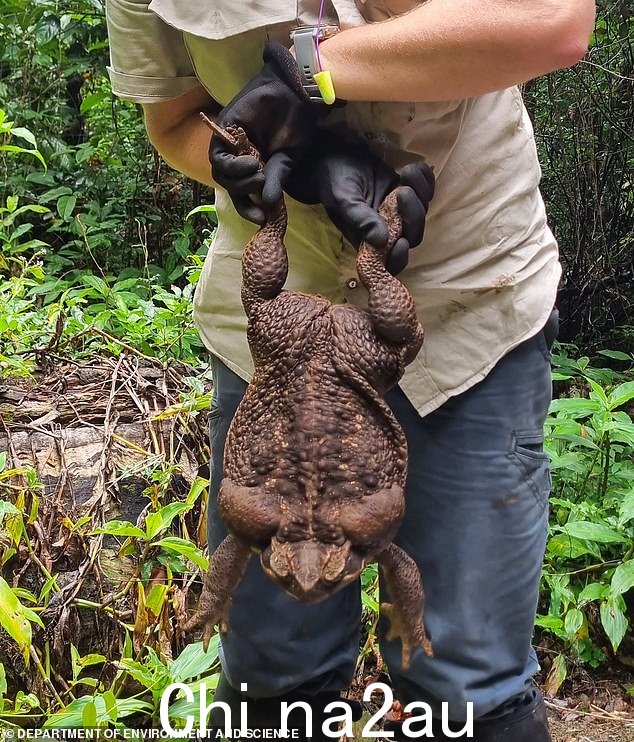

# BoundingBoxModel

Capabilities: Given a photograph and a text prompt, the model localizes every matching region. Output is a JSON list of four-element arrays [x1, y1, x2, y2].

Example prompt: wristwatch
[[290, 25, 340, 102]]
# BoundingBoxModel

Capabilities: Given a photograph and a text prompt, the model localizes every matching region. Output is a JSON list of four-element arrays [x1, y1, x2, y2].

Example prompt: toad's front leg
[[184, 533, 251, 650], [378, 542, 432, 671]]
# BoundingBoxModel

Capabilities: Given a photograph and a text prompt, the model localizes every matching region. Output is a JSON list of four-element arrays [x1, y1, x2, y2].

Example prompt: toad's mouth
[[260, 537, 365, 603]]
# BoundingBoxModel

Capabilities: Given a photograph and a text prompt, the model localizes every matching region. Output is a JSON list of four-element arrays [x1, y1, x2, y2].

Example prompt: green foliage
[[0, 109, 46, 168], [524, 0, 634, 347], [43, 640, 220, 729], [0, 0, 212, 284], [93, 477, 210, 575], [0, 576, 44, 664], [538, 346, 634, 671], [0, 248, 207, 376], [0, 455, 214, 728]]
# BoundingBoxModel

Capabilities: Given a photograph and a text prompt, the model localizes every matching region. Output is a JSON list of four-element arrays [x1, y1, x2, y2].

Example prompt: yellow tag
[[313, 70, 336, 105]]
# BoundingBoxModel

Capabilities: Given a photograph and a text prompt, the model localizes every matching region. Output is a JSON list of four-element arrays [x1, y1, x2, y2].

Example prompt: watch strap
[[291, 26, 339, 103]]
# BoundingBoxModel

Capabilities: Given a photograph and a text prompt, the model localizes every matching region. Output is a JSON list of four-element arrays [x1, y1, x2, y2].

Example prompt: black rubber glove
[[264, 133, 435, 275], [211, 42, 325, 224]]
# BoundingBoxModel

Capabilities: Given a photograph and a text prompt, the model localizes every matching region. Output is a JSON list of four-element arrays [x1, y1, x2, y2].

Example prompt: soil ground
[[350, 709, 634, 741], [349, 662, 634, 741], [548, 707, 634, 742]]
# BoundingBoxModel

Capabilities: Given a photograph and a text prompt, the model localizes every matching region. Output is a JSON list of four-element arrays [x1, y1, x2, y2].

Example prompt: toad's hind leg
[[241, 198, 289, 317], [356, 193, 424, 365], [378, 542, 432, 671], [184, 534, 251, 650]]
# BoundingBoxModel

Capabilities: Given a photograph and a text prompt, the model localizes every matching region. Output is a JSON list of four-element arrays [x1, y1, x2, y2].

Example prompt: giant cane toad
[[186, 122, 432, 670]]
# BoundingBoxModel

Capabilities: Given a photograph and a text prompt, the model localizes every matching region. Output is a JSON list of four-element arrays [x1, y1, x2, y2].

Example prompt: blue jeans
[[207, 314, 556, 721]]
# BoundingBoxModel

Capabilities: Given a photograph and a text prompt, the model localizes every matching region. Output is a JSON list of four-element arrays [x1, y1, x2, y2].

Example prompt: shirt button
[[345, 278, 358, 290]]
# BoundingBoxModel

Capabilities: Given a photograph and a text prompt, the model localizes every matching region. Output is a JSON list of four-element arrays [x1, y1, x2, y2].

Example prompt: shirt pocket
[[342, 99, 466, 171], [149, 0, 299, 39]]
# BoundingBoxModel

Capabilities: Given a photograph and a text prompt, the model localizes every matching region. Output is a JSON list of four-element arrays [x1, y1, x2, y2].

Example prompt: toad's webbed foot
[[183, 534, 251, 651], [378, 542, 432, 671]]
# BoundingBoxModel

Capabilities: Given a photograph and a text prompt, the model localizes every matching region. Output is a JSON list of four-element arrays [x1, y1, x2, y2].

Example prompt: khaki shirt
[[106, 0, 560, 417]]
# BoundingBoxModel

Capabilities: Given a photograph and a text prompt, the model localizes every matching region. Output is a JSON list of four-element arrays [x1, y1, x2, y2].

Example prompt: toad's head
[[260, 537, 365, 603]]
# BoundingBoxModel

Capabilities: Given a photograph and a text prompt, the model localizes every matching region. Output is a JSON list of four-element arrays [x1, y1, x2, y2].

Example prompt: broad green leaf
[[144, 510, 163, 540], [57, 194, 77, 220], [74, 677, 98, 689], [361, 588, 379, 613], [610, 560, 634, 597], [0, 661, 6, 700], [77, 653, 107, 671], [145, 583, 168, 617], [547, 533, 601, 560], [44, 695, 152, 728], [70, 644, 80, 681], [168, 675, 221, 721], [80, 90, 107, 114], [93, 520, 145, 539], [534, 615, 564, 630], [186, 204, 217, 220], [578, 582, 607, 603], [15, 239, 48, 253], [154, 537, 209, 570], [40, 185, 73, 201], [103, 689, 118, 722], [6, 195, 18, 212], [115, 658, 155, 690], [156, 501, 192, 531], [597, 350, 632, 362], [122, 631, 133, 660], [22, 606, 44, 628], [0, 144, 46, 167], [0, 500, 19, 523], [564, 608, 584, 638], [548, 398, 601, 418], [0, 575, 32, 663], [113, 277, 142, 291], [619, 490, 634, 526], [10, 126, 37, 147], [157, 552, 188, 573], [187, 477, 209, 506], [560, 521, 628, 544], [82, 274, 109, 295], [82, 698, 98, 728], [608, 381, 634, 410], [587, 377, 610, 407], [170, 638, 221, 683], [5, 203, 49, 218], [600, 599, 628, 652]]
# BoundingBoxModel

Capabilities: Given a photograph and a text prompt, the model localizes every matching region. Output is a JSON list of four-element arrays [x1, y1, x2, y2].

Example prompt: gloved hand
[[211, 42, 325, 224], [263, 132, 435, 275]]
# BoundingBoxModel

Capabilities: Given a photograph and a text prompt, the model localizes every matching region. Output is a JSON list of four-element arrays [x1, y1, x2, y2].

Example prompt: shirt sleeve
[[106, 0, 201, 103]]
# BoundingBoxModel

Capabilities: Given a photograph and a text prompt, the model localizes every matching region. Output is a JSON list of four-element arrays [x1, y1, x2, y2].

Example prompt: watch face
[[290, 24, 339, 41], [317, 24, 340, 39]]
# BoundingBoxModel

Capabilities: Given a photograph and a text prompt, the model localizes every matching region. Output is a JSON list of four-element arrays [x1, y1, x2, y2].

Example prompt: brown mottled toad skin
[[186, 126, 432, 670]]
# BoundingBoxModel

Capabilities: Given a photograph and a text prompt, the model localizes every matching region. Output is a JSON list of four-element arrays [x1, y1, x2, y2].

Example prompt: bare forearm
[[320, 0, 595, 102], [149, 113, 213, 186], [143, 85, 218, 186]]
